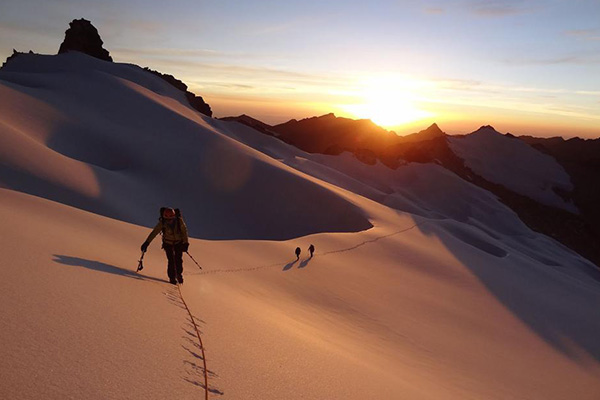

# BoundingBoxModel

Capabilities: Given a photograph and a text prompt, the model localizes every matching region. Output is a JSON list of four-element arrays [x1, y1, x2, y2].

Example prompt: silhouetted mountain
[[521, 136, 600, 167], [474, 124, 496, 133], [381, 123, 450, 167], [272, 113, 396, 151], [269, 113, 405, 166], [397, 123, 446, 143], [226, 114, 451, 167], [58, 18, 112, 62]]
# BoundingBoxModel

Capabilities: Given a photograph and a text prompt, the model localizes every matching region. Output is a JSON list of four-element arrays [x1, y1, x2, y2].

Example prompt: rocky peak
[[396, 122, 445, 144], [421, 123, 444, 136], [474, 125, 499, 134], [320, 113, 336, 119], [58, 18, 112, 62]]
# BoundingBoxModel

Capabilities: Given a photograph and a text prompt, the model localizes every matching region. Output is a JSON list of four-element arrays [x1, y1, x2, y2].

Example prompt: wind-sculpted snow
[[0, 52, 371, 239]]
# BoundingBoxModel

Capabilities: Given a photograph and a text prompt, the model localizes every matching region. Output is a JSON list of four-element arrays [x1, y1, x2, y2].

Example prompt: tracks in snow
[[175, 283, 210, 400], [160, 221, 422, 398], [193, 222, 422, 276]]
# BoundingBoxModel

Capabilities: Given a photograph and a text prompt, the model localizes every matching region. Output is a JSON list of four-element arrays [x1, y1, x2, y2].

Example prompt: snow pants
[[163, 242, 184, 280]]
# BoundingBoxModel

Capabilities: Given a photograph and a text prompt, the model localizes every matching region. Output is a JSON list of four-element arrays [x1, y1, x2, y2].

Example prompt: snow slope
[[2, 53, 600, 399], [0, 52, 370, 240], [447, 126, 576, 212]]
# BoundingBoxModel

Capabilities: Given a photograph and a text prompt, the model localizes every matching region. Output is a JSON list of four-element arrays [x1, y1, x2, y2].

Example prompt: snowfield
[[447, 126, 577, 212], [1, 53, 600, 399]]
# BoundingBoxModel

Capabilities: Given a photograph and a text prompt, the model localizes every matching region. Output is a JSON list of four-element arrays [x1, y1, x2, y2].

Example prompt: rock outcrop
[[143, 68, 212, 117], [1, 49, 36, 69], [58, 18, 112, 62], [58, 18, 212, 117]]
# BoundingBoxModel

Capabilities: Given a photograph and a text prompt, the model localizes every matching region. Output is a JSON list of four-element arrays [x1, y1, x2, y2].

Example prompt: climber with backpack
[[141, 207, 189, 285]]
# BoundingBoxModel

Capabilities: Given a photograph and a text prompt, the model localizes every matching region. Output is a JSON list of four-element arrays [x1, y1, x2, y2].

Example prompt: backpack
[[159, 207, 182, 236]]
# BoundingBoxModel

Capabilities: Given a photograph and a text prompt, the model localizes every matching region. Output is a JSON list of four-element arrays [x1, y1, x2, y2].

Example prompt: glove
[[182, 242, 189, 252], [141, 241, 149, 252]]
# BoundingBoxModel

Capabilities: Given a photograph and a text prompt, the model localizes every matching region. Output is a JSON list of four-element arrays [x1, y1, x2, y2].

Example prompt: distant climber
[[295, 247, 301, 260], [141, 207, 189, 285], [308, 244, 315, 258]]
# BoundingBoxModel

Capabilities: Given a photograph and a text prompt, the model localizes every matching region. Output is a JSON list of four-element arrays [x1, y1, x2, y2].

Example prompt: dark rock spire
[[58, 18, 112, 62]]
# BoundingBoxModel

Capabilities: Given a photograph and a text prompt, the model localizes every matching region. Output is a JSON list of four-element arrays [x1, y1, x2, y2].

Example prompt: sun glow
[[341, 76, 433, 129]]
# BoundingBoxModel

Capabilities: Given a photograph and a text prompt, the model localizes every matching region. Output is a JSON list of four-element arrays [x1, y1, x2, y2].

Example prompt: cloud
[[212, 83, 255, 90], [433, 78, 483, 91], [565, 29, 600, 41], [503, 54, 600, 65], [0, 20, 62, 38], [439, 79, 599, 97], [544, 105, 600, 120], [123, 56, 353, 101], [250, 15, 330, 35], [576, 90, 600, 96], [466, 0, 535, 17], [110, 47, 290, 71], [424, 7, 445, 14], [422, 74, 600, 121], [188, 81, 256, 91], [141, 58, 344, 87], [421, 1, 541, 18], [111, 48, 225, 59]]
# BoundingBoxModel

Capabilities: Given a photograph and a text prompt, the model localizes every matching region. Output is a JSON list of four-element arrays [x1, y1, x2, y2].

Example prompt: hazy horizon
[[1, 0, 598, 138]]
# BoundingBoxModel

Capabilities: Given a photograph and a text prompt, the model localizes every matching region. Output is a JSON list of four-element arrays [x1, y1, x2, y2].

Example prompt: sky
[[0, 0, 598, 138]]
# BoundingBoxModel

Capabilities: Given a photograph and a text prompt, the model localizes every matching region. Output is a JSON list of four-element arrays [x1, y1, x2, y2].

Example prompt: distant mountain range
[[222, 113, 600, 267]]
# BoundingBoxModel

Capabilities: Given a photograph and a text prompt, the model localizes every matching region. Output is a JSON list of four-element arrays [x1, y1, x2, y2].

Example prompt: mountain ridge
[[223, 113, 600, 267]]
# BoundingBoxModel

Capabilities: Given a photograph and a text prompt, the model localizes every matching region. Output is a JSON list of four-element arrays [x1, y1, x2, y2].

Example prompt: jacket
[[145, 217, 189, 246]]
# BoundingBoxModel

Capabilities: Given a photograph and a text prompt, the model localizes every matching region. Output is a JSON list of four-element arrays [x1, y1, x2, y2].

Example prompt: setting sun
[[342, 77, 433, 129]]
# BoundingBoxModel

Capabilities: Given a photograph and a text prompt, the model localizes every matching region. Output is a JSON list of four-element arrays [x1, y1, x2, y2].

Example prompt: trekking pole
[[185, 251, 202, 270], [136, 251, 145, 272]]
